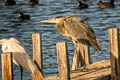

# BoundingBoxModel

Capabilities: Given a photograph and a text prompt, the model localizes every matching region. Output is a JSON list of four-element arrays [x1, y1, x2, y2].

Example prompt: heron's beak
[[40, 19, 57, 23], [0, 40, 3, 45]]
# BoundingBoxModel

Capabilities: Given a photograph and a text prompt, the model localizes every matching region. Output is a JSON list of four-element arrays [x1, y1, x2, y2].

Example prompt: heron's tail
[[89, 38, 102, 51], [77, 38, 102, 51]]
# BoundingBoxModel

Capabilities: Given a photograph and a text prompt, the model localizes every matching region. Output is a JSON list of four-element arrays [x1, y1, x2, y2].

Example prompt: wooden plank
[[108, 28, 120, 80], [56, 42, 70, 80], [31, 70, 44, 80], [72, 43, 91, 70], [32, 33, 43, 73], [44, 60, 111, 80], [32, 33, 44, 80], [71, 48, 80, 70], [79, 43, 91, 66], [1, 53, 13, 80]]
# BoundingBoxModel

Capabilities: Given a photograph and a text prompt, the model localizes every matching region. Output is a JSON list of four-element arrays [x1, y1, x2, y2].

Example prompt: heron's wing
[[2, 38, 38, 74], [12, 52, 38, 74], [63, 17, 96, 41], [63, 17, 102, 51]]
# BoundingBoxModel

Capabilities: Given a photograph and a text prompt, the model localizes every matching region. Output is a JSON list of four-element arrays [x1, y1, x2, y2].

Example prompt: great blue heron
[[41, 15, 102, 51], [0, 38, 38, 80], [97, 0, 114, 8]]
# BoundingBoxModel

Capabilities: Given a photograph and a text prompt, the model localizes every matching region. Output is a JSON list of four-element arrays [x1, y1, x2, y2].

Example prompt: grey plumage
[[0, 38, 38, 80], [41, 15, 102, 51]]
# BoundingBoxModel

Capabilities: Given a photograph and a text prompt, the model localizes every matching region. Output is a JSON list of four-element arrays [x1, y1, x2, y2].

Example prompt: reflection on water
[[0, 0, 120, 79]]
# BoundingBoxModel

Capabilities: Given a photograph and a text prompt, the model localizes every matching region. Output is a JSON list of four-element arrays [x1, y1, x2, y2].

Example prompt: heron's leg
[[72, 41, 81, 70], [20, 66, 23, 80]]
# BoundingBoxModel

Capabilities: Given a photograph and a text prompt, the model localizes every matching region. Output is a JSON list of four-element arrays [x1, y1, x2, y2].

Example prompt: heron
[[40, 15, 102, 52], [97, 0, 115, 8], [0, 38, 38, 80]]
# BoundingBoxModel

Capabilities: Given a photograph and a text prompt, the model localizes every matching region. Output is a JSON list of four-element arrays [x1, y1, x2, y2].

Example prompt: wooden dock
[[1, 28, 120, 80], [44, 60, 111, 80]]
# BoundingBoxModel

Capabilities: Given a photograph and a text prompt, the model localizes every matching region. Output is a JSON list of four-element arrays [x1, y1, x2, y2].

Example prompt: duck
[[28, 0, 39, 6], [18, 13, 30, 21], [97, 0, 115, 8], [77, 1, 88, 9], [5, 0, 16, 6]]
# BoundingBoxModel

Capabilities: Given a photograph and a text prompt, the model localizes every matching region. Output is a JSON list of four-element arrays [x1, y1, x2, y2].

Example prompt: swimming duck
[[18, 13, 30, 21], [5, 0, 16, 6], [28, 0, 39, 6], [77, 1, 88, 9], [97, 0, 114, 8]]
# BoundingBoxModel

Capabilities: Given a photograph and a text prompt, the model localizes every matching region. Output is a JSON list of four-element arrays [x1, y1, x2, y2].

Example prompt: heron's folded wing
[[12, 52, 38, 74], [63, 17, 96, 40]]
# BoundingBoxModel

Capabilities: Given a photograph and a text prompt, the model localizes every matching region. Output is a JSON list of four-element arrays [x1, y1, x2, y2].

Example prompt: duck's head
[[5, 0, 14, 2], [99, 1, 102, 3], [18, 13, 24, 17], [77, 1, 82, 6]]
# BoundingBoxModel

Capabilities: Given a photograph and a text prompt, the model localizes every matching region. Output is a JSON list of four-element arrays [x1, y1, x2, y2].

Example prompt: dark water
[[0, 0, 120, 79]]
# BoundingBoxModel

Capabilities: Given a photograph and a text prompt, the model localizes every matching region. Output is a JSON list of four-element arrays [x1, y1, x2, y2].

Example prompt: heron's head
[[0, 38, 18, 45], [0, 39, 8, 45], [40, 16, 64, 23]]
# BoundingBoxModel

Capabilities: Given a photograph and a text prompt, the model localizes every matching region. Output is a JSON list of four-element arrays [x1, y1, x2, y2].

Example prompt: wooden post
[[79, 43, 91, 66], [32, 33, 43, 73], [32, 33, 44, 80], [1, 53, 13, 80], [108, 28, 120, 80], [31, 70, 44, 80], [56, 42, 70, 80], [71, 48, 80, 70], [72, 43, 91, 70]]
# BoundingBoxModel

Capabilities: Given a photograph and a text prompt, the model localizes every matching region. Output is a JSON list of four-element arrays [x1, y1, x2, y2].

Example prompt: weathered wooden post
[[1, 53, 13, 80], [72, 43, 91, 70], [71, 47, 80, 70], [31, 33, 44, 80], [31, 70, 44, 80], [56, 42, 70, 80], [79, 43, 91, 66], [108, 28, 120, 80], [32, 33, 43, 72]]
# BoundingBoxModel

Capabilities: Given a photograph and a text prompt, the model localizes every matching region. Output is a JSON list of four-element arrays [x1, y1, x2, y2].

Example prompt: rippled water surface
[[0, 0, 120, 79]]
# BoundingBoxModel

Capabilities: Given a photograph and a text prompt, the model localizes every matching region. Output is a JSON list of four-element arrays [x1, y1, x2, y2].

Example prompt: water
[[0, 0, 119, 79]]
